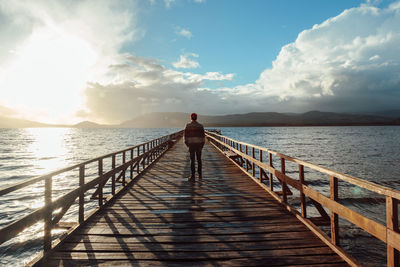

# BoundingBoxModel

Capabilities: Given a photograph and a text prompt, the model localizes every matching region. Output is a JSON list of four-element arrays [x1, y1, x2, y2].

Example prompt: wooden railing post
[[245, 146, 249, 171], [330, 175, 339, 245], [239, 144, 243, 166], [122, 151, 126, 185], [299, 164, 306, 217], [152, 141, 155, 160], [142, 144, 146, 168], [111, 155, 116, 195], [150, 141, 153, 161], [98, 159, 103, 207], [130, 149, 134, 179], [269, 153, 273, 191], [252, 147, 256, 177], [386, 196, 399, 267], [147, 143, 150, 164], [44, 176, 52, 252], [281, 158, 287, 203], [79, 166, 85, 223], [137, 147, 140, 173], [153, 141, 155, 159], [259, 150, 263, 181]]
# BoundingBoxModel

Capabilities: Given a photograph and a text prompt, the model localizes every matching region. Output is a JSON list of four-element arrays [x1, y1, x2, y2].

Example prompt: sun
[[0, 27, 98, 124]]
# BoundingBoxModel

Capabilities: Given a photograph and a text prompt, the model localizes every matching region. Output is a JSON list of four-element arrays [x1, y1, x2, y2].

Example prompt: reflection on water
[[0, 126, 399, 266], [24, 128, 70, 174]]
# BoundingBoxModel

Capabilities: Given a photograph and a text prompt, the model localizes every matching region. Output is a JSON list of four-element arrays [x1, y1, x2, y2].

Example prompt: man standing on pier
[[184, 113, 205, 182]]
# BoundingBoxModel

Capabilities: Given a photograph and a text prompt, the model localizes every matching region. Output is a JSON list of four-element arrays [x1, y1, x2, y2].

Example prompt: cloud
[[2, 0, 400, 124], [0, 0, 137, 123], [173, 53, 199, 69], [232, 2, 400, 113], [175, 27, 193, 39], [82, 54, 236, 123], [83, 1, 400, 123]]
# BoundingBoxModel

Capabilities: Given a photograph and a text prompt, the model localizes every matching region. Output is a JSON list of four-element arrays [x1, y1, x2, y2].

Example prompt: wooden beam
[[130, 149, 134, 180], [51, 196, 75, 226], [259, 150, 263, 182], [309, 199, 329, 220], [111, 155, 116, 195], [281, 158, 287, 203], [299, 164, 306, 218], [79, 165, 84, 223], [122, 151, 126, 185], [252, 147, 256, 177], [330, 176, 339, 246], [269, 153, 273, 191], [44, 177, 52, 252], [386, 196, 399, 267]]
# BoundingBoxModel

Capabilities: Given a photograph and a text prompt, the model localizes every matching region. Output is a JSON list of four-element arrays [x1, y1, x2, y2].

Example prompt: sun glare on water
[[0, 27, 98, 123], [25, 128, 70, 174]]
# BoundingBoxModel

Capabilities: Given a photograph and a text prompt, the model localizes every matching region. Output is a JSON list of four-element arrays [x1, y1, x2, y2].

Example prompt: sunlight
[[0, 27, 98, 123], [25, 128, 70, 174]]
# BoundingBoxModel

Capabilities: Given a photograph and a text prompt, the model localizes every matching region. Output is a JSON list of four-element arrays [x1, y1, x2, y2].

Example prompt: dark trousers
[[189, 145, 202, 176]]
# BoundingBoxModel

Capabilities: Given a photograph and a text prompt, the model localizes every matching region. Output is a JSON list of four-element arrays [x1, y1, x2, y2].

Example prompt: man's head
[[190, 113, 197, 121]]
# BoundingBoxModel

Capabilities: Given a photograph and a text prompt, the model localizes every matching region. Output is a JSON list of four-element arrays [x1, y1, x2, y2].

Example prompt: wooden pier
[[43, 139, 346, 266], [0, 130, 399, 266]]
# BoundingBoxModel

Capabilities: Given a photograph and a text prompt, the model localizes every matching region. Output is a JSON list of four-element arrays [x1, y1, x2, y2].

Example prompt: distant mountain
[[120, 112, 192, 128], [0, 116, 108, 128], [368, 110, 400, 118], [0, 116, 50, 128], [120, 111, 398, 128], [1, 111, 399, 128], [73, 121, 105, 128]]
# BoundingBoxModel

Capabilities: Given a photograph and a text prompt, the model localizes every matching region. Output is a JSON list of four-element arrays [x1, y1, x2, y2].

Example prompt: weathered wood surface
[[44, 140, 347, 266]]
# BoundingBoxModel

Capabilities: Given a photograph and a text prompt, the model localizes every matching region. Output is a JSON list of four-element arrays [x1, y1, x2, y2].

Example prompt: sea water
[[0, 126, 399, 266]]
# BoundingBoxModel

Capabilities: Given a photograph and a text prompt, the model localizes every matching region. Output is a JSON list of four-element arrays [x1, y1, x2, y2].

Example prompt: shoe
[[188, 175, 195, 182]]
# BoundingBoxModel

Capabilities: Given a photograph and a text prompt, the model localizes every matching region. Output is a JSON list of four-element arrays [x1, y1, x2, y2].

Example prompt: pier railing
[[0, 130, 183, 257], [206, 131, 400, 267]]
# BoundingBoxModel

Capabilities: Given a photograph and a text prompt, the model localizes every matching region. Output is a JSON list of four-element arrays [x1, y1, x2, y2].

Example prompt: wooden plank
[[46, 255, 346, 267], [51, 246, 337, 260], [60, 239, 325, 251], [83, 218, 301, 228], [75, 224, 309, 236], [66, 231, 324, 244]]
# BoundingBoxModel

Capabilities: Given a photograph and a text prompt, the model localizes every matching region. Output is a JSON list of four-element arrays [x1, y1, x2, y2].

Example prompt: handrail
[[206, 131, 400, 199], [205, 130, 400, 267], [0, 131, 181, 197], [0, 130, 183, 253]]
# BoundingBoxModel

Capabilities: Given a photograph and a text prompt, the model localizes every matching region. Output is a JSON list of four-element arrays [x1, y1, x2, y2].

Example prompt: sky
[[0, 0, 399, 124]]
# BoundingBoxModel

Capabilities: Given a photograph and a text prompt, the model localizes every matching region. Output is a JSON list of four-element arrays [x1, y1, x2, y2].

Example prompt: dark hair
[[190, 113, 197, 120]]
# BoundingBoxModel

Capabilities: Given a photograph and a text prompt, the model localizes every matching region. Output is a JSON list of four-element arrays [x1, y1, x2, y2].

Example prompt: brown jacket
[[184, 121, 205, 147]]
